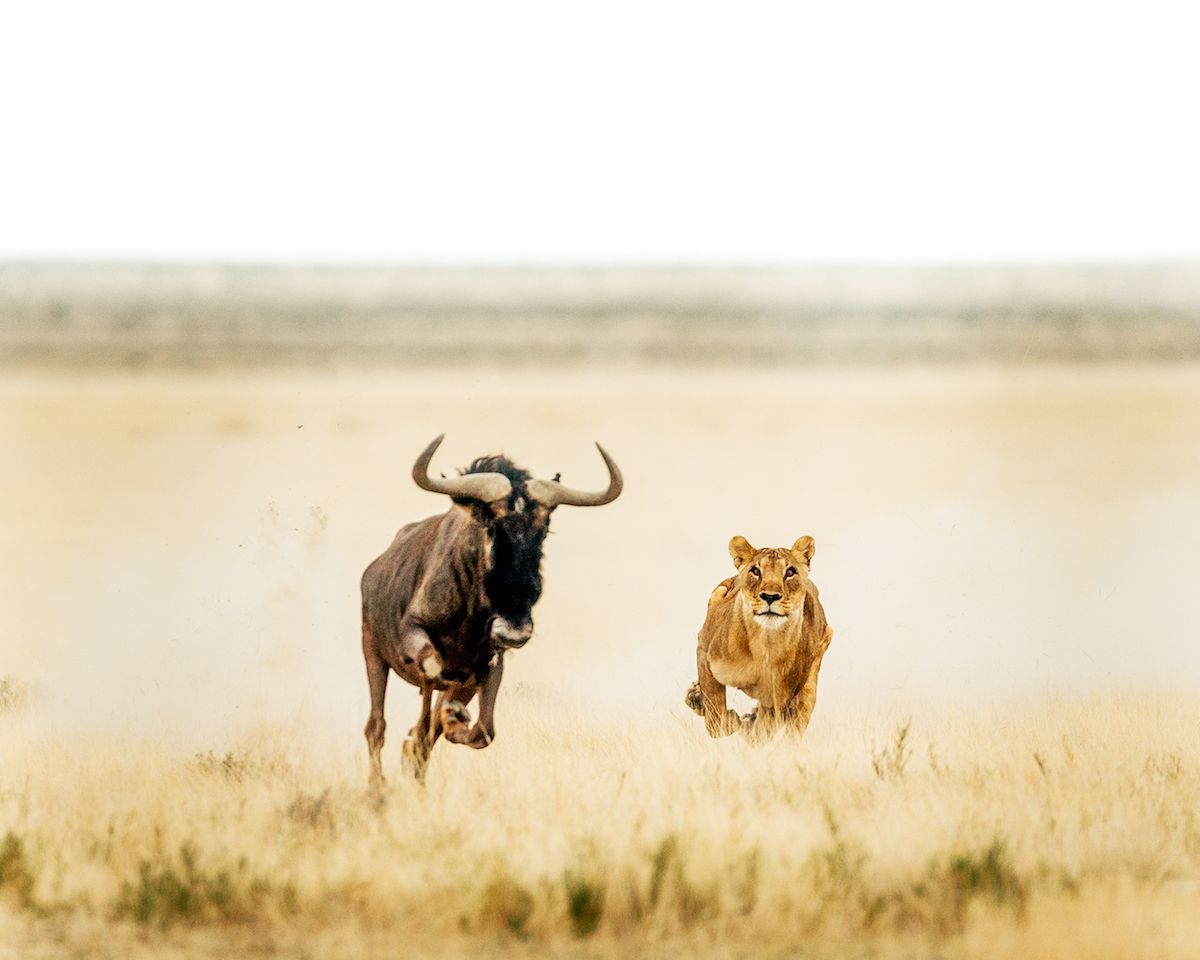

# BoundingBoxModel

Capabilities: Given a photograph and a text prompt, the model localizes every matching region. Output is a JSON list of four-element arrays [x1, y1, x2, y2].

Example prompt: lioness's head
[[728, 535, 816, 629]]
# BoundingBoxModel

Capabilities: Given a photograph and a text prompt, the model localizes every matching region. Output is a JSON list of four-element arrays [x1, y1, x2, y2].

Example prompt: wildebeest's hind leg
[[363, 642, 389, 789], [401, 684, 436, 780]]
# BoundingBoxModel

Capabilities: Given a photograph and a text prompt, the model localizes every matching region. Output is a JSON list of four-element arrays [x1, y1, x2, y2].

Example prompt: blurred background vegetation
[[4, 262, 1199, 368]]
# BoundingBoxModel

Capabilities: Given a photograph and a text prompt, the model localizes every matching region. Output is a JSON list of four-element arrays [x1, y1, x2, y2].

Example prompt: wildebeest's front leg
[[430, 682, 479, 746], [397, 624, 444, 680], [401, 683, 436, 780], [424, 657, 502, 750], [686, 646, 740, 737], [467, 653, 504, 749]]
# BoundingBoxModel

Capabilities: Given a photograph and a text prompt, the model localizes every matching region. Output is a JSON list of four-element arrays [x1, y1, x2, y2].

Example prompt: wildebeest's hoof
[[684, 681, 704, 715], [441, 700, 473, 744], [467, 724, 494, 749], [401, 736, 429, 779]]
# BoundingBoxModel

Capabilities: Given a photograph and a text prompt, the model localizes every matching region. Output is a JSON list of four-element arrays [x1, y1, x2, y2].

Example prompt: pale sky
[[2, 1, 1198, 263]]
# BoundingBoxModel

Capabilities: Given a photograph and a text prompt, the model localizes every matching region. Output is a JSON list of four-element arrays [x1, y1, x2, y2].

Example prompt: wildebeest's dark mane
[[460, 455, 532, 492]]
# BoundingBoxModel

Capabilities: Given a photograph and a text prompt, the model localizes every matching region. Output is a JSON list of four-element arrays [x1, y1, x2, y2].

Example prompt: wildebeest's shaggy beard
[[458, 455, 547, 625]]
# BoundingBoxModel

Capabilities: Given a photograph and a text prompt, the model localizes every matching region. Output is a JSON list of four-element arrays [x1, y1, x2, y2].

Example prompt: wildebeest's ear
[[791, 536, 815, 567], [728, 536, 756, 569]]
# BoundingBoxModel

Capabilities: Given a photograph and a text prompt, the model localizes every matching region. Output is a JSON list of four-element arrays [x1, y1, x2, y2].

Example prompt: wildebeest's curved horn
[[411, 434, 513, 502], [526, 443, 623, 508]]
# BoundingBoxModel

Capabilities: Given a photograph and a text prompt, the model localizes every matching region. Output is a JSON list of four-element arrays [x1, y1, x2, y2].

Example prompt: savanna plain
[[3, 353, 1200, 958]]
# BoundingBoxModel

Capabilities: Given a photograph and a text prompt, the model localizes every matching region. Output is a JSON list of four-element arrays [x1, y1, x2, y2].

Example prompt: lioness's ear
[[728, 536, 756, 569], [792, 536, 815, 567]]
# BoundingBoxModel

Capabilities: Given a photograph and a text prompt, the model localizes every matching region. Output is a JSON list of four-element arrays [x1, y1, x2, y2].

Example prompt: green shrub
[[479, 876, 535, 935], [564, 873, 604, 937], [115, 844, 289, 928]]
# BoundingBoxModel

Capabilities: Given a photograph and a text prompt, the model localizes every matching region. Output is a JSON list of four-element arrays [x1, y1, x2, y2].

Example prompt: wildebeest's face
[[411, 435, 623, 649], [450, 454, 552, 649], [481, 492, 552, 648]]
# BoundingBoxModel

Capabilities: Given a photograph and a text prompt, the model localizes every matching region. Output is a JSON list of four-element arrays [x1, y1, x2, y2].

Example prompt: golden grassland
[[3, 364, 1200, 957], [2, 691, 1199, 959]]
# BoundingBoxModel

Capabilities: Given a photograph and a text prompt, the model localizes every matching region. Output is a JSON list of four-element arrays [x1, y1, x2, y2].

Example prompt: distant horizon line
[[3, 258, 1200, 270]]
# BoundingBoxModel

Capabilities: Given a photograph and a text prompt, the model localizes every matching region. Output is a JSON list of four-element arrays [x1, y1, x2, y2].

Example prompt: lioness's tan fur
[[686, 535, 832, 740]]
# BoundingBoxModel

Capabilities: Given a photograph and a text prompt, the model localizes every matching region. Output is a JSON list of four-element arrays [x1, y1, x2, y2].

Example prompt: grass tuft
[[0, 676, 30, 715], [479, 875, 535, 935], [565, 873, 605, 937], [871, 718, 913, 782], [944, 840, 1026, 917], [190, 749, 290, 782], [0, 832, 37, 910]]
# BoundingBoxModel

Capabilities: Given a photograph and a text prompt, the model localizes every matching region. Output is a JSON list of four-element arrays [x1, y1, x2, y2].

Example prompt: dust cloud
[[3, 366, 1198, 747]]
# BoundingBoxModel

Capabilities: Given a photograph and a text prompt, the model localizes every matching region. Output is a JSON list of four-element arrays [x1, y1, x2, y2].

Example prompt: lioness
[[685, 535, 832, 740]]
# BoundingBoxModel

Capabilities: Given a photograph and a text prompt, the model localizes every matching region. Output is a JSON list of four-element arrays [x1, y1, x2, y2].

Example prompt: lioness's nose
[[760, 592, 782, 604]]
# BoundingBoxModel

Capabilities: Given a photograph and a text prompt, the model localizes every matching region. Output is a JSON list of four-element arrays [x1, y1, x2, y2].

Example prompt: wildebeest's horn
[[411, 434, 513, 502], [526, 443, 623, 508]]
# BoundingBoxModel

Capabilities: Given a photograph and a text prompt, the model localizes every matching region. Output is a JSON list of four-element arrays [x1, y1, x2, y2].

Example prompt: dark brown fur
[[361, 438, 621, 784], [361, 467, 550, 782]]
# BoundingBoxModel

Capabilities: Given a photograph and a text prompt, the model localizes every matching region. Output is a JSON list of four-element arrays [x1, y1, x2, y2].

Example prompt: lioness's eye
[[749, 566, 761, 577], [785, 567, 797, 579]]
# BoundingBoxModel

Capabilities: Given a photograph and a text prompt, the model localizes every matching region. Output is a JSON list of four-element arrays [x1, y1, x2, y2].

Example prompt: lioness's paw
[[684, 682, 704, 715], [705, 708, 741, 738]]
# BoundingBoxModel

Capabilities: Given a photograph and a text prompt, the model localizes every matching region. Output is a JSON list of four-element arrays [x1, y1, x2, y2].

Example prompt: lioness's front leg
[[782, 629, 832, 739], [691, 645, 740, 737]]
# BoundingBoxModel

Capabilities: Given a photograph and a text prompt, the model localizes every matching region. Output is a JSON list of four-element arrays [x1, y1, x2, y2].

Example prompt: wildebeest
[[361, 434, 623, 782]]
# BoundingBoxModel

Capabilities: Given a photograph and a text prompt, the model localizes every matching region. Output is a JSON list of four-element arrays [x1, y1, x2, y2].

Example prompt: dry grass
[[1, 693, 1198, 958]]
